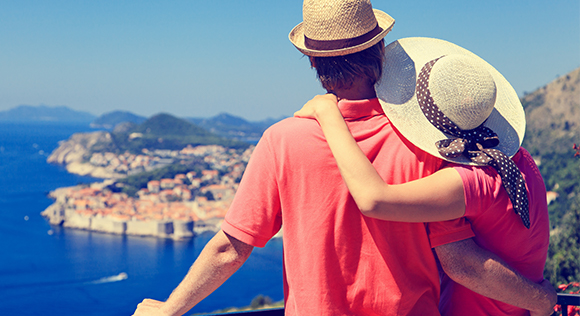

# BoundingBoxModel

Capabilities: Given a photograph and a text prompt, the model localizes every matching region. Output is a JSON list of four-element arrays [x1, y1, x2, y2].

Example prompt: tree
[[250, 295, 273, 309], [545, 194, 580, 285]]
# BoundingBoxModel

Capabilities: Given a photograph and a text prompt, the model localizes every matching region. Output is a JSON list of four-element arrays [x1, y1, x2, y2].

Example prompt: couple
[[134, 0, 556, 315]]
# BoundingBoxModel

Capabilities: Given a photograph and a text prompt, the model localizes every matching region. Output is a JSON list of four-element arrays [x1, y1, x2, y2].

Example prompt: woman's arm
[[294, 94, 465, 222]]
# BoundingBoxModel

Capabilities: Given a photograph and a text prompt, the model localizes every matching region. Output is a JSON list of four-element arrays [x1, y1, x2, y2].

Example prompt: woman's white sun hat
[[289, 0, 395, 57], [377, 37, 531, 228], [376, 37, 526, 165]]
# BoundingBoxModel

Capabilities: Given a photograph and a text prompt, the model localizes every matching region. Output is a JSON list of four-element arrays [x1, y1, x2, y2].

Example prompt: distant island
[[0, 105, 95, 123]]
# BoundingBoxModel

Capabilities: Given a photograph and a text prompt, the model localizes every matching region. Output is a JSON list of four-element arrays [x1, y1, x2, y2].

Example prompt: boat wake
[[85, 272, 128, 285], [0, 272, 129, 291]]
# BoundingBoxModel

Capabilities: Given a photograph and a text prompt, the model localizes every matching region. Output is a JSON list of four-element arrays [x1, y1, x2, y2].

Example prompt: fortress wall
[[194, 218, 222, 235], [92, 217, 126, 234], [173, 221, 194, 238], [156, 221, 174, 236], [42, 203, 208, 239], [63, 213, 91, 230], [126, 220, 159, 236]]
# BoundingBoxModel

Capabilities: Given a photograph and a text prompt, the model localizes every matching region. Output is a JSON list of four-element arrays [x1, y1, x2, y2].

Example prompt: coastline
[[1, 121, 285, 316], [43, 133, 256, 239], [41, 182, 284, 240], [41, 196, 223, 240]]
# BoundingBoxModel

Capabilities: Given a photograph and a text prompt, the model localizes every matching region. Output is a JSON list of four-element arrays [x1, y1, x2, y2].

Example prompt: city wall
[[42, 205, 214, 239]]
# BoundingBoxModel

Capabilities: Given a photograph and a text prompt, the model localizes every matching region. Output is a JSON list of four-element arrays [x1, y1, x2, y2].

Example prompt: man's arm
[[435, 238, 556, 316], [133, 230, 254, 316]]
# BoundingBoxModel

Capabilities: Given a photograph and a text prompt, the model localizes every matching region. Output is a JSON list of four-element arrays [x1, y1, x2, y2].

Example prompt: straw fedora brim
[[289, 9, 395, 57], [377, 37, 526, 165]]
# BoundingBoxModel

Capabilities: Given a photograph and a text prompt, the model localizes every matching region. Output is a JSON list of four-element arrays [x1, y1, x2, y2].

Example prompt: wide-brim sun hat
[[376, 37, 526, 165], [289, 0, 395, 57]]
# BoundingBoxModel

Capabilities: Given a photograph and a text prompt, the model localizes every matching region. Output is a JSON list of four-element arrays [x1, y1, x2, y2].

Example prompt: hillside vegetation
[[521, 67, 580, 285], [95, 113, 250, 154]]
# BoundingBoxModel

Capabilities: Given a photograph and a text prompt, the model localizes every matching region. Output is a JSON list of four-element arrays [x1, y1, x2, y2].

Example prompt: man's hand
[[436, 238, 557, 315], [529, 279, 558, 316], [133, 299, 167, 316], [131, 231, 254, 316]]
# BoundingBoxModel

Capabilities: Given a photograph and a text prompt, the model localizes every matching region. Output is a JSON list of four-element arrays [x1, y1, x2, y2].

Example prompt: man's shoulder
[[263, 116, 321, 138]]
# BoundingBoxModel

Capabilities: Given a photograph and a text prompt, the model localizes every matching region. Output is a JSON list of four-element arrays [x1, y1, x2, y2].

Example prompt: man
[[134, 1, 555, 315]]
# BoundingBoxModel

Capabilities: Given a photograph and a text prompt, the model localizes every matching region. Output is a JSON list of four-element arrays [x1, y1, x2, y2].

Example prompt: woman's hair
[[311, 39, 385, 92]]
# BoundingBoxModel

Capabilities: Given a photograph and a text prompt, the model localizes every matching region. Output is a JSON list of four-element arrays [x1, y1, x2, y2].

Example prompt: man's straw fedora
[[289, 0, 395, 57], [376, 37, 526, 165]]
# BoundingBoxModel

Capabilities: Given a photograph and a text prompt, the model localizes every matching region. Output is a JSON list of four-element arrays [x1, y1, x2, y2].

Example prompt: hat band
[[304, 24, 382, 51], [417, 56, 531, 229]]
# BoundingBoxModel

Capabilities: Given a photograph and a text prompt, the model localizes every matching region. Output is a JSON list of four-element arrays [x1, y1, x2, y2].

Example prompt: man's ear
[[309, 56, 316, 69]]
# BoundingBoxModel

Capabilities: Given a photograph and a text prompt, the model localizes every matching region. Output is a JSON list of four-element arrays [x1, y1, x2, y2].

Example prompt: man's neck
[[331, 82, 376, 101]]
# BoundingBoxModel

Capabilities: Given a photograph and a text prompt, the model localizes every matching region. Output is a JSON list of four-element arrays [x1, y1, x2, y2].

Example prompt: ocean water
[[0, 122, 283, 316]]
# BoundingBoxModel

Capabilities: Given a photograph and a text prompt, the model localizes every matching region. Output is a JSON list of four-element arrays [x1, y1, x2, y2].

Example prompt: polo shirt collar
[[338, 98, 384, 120]]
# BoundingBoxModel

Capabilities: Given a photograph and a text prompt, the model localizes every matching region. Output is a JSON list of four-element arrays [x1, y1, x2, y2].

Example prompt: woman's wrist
[[315, 100, 341, 120]]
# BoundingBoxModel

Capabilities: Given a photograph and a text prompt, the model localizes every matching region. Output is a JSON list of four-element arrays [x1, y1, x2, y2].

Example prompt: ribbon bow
[[416, 57, 531, 229]]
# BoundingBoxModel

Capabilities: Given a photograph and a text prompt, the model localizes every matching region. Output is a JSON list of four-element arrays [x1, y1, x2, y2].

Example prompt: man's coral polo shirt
[[222, 98, 474, 316]]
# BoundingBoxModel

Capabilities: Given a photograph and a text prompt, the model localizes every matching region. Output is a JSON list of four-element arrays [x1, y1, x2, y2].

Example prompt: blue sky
[[1, 0, 578, 121]]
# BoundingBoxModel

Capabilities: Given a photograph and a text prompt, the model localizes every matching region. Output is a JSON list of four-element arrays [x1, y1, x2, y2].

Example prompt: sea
[[0, 122, 284, 316]]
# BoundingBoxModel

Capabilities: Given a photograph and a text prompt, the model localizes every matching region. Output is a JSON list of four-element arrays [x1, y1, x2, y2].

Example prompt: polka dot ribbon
[[416, 57, 530, 229]]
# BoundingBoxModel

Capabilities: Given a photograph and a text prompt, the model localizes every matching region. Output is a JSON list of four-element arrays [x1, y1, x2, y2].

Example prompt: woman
[[295, 37, 555, 316]]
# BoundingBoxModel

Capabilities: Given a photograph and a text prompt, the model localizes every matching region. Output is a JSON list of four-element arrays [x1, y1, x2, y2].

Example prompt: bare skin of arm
[[295, 94, 557, 315], [436, 239, 557, 316], [294, 94, 466, 222], [133, 230, 254, 316]]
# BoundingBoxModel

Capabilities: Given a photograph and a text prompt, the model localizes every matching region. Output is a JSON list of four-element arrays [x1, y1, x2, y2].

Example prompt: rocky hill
[[47, 113, 250, 178], [522, 67, 580, 156], [520, 67, 580, 285], [47, 131, 124, 178], [112, 113, 249, 152]]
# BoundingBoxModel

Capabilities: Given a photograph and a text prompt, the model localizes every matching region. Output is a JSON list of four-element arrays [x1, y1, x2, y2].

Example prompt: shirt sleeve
[[222, 131, 282, 248], [427, 217, 475, 248], [428, 164, 505, 248], [453, 165, 496, 218]]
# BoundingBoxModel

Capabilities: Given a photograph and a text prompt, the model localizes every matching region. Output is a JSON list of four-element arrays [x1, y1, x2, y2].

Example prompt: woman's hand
[[294, 94, 339, 120]]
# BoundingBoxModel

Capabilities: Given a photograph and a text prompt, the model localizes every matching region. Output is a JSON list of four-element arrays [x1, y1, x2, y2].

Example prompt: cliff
[[522, 67, 580, 156], [47, 131, 125, 178], [46, 113, 252, 179]]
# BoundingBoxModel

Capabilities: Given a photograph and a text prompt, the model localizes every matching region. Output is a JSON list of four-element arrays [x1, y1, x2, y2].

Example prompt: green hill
[[135, 113, 215, 137], [91, 110, 147, 129], [95, 113, 250, 155]]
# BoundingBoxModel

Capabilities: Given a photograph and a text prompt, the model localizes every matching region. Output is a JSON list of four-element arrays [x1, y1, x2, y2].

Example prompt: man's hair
[[311, 39, 385, 92]]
